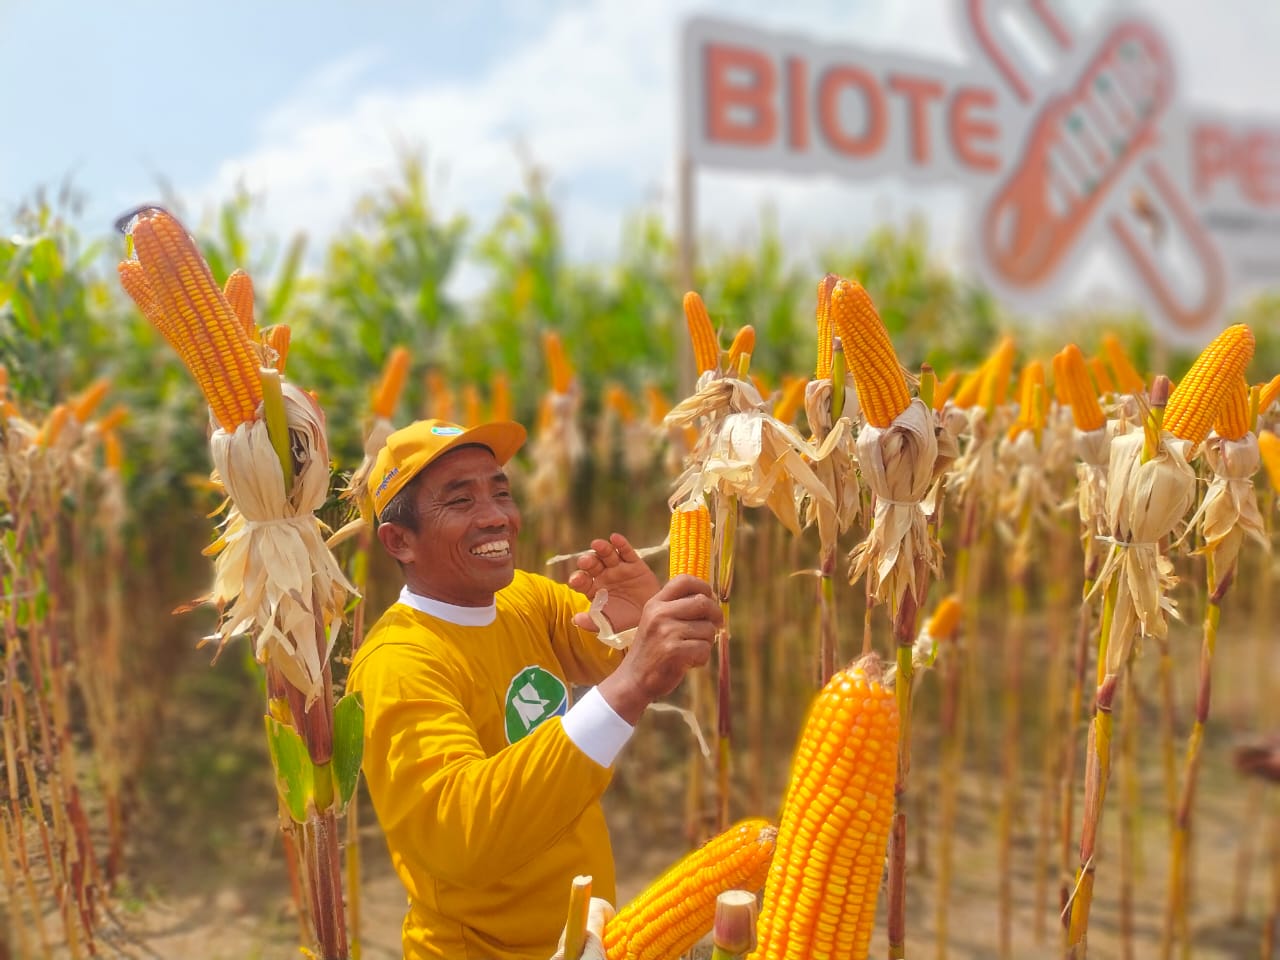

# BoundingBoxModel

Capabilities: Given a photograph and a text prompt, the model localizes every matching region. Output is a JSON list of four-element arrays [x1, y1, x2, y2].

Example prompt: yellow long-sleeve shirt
[[348, 570, 624, 960]]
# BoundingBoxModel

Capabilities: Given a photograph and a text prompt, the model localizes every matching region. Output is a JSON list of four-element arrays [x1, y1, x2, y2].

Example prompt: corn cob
[[603, 818, 777, 960], [815, 274, 838, 379], [605, 384, 636, 423], [71, 378, 110, 423], [0, 363, 7, 401], [684, 291, 720, 375], [727, 325, 755, 374], [1258, 373, 1280, 415], [544, 331, 573, 394], [1213, 375, 1250, 442], [1051, 351, 1070, 406], [427, 370, 454, 422], [372, 347, 410, 420], [668, 502, 712, 582], [645, 384, 670, 427], [751, 373, 771, 399], [97, 404, 128, 433], [773, 377, 809, 424], [37, 405, 70, 447], [1102, 333, 1145, 394], [1007, 361, 1045, 440], [121, 210, 263, 430], [926, 594, 963, 642], [829, 279, 909, 428], [103, 429, 124, 471], [1088, 356, 1116, 396], [751, 656, 898, 960], [1163, 323, 1256, 445], [462, 384, 483, 427], [223, 268, 255, 336], [1258, 431, 1280, 494], [1056, 345, 1105, 432], [952, 367, 986, 409], [264, 324, 290, 374], [932, 370, 959, 411], [490, 372, 512, 423], [979, 337, 1016, 410]]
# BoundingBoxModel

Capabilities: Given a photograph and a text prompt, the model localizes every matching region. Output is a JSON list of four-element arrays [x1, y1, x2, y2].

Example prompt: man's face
[[390, 445, 522, 606]]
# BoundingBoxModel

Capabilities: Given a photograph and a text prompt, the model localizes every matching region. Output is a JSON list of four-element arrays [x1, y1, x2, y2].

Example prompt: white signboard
[[682, 3, 1280, 344]]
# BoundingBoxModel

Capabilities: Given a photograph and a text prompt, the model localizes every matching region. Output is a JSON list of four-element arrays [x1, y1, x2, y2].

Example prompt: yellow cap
[[369, 418, 527, 519]]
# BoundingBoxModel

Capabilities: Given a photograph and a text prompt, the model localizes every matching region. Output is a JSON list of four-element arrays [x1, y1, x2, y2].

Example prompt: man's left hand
[[568, 533, 660, 633]]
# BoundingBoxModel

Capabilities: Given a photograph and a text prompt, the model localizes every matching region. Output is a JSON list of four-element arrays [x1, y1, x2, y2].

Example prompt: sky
[[1, 0, 1277, 316]]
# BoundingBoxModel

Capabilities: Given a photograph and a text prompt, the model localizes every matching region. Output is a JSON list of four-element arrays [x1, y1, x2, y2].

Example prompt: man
[[349, 418, 722, 960]]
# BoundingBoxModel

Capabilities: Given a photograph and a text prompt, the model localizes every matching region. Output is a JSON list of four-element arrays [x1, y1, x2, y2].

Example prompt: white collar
[[398, 586, 497, 626]]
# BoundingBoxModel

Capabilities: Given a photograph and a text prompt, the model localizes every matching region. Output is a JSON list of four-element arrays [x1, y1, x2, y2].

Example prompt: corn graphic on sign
[[680, 8, 1280, 344]]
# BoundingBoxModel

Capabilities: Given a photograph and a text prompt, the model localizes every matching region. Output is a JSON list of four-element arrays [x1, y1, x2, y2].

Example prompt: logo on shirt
[[503, 666, 568, 744]]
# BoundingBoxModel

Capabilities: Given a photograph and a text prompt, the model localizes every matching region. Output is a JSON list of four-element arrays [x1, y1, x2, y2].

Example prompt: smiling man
[[348, 418, 721, 960]]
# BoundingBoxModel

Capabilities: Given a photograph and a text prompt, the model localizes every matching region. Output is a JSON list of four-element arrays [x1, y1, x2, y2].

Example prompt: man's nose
[[475, 496, 511, 528]]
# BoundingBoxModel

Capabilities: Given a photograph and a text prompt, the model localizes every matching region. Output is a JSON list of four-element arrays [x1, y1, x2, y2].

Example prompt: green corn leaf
[[332, 692, 365, 808], [264, 716, 315, 824]]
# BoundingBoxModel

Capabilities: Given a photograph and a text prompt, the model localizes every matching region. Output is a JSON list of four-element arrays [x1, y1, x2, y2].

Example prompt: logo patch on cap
[[431, 425, 464, 436]]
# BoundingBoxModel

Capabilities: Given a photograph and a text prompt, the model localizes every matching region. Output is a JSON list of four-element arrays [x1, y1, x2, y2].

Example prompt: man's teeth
[[472, 540, 510, 557]]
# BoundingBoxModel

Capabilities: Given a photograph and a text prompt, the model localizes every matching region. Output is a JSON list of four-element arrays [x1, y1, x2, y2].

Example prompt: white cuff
[[561, 686, 635, 768]]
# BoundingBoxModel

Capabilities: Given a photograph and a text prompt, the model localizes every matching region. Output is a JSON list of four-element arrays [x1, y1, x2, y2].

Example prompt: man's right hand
[[595, 575, 722, 725]]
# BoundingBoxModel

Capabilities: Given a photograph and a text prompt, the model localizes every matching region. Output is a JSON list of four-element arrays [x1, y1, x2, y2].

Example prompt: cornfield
[[2, 173, 1280, 960]]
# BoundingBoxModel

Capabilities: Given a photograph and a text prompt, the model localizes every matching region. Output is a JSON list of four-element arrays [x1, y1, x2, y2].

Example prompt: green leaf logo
[[503, 666, 568, 744]]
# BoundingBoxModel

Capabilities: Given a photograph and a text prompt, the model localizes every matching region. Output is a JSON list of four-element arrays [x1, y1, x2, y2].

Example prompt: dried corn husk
[[802, 378, 860, 561], [849, 399, 942, 608], [1188, 432, 1268, 593], [997, 428, 1059, 577], [528, 388, 584, 513], [1090, 430, 1196, 673], [205, 383, 357, 707]]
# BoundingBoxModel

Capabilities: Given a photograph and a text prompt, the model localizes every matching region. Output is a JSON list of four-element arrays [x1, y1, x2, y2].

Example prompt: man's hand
[[569, 533, 661, 633], [595, 575, 722, 725], [549, 897, 614, 960]]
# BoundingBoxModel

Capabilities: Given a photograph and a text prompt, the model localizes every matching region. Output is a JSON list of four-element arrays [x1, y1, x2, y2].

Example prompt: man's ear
[[376, 521, 416, 565]]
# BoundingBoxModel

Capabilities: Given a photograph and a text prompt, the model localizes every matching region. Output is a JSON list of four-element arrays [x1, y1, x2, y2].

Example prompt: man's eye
[[447, 498, 472, 508], [495, 489, 512, 499]]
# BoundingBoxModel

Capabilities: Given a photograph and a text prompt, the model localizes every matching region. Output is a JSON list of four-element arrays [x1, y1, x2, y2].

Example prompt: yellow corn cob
[[372, 347, 410, 420], [37, 404, 70, 447], [1163, 323, 1256, 445], [751, 373, 772, 400], [727, 324, 755, 373], [773, 377, 809, 424], [605, 384, 636, 424], [1051, 351, 1069, 406], [0, 399, 18, 421], [815, 274, 838, 379], [926, 594, 963, 642], [604, 818, 777, 960], [490, 372, 512, 423], [72, 378, 110, 423], [645, 384, 670, 427], [462, 384, 482, 428], [426, 371, 454, 422], [544, 331, 573, 394], [264, 324, 290, 374], [97, 404, 128, 433], [1258, 373, 1280, 416], [121, 210, 263, 430], [979, 336, 1016, 410], [223, 268, 255, 336], [1214, 375, 1250, 442], [932, 370, 959, 411], [683, 291, 720, 375], [829, 279, 909, 428], [1102, 333, 1145, 394], [1057, 345, 1105, 432], [0, 364, 7, 401], [103, 428, 124, 471], [751, 655, 898, 960], [668, 503, 712, 582], [1088, 356, 1116, 396], [1007, 361, 1045, 440], [1258, 430, 1280, 495], [952, 366, 986, 409]]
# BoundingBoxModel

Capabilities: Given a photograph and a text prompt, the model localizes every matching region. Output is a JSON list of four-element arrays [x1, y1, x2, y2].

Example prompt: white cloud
[[185, 0, 1280, 315]]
